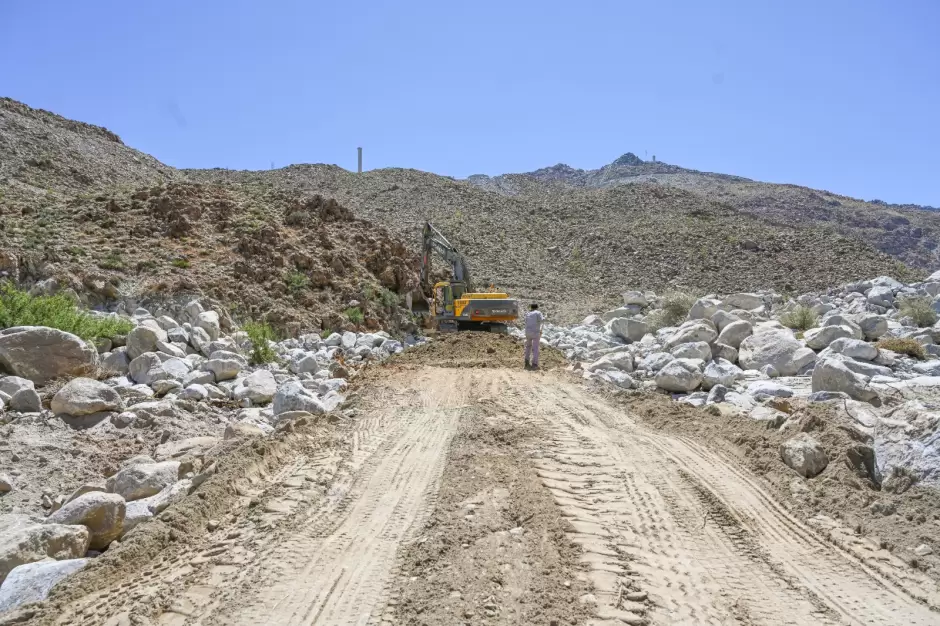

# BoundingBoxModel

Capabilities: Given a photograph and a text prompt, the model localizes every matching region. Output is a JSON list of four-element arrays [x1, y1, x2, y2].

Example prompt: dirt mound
[[618, 391, 940, 581], [0, 180, 421, 334], [391, 407, 593, 625], [392, 332, 566, 369]]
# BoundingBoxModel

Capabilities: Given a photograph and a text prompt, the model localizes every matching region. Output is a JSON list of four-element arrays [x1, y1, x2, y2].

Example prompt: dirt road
[[33, 367, 940, 626]]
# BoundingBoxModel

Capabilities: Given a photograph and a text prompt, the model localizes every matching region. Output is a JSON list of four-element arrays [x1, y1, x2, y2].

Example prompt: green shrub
[[285, 270, 309, 294], [321, 328, 334, 339], [898, 296, 937, 328], [98, 251, 125, 270], [243, 320, 277, 365], [653, 289, 696, 328], [876, 337, 927, 360], [171, 258, 191, 269], [780, 305, 819, 331], [344, 306, 364, 325], [0, 281, 133, 340]]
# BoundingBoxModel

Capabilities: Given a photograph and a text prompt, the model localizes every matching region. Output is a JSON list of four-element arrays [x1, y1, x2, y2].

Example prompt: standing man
[[524, 303, 544, 370]]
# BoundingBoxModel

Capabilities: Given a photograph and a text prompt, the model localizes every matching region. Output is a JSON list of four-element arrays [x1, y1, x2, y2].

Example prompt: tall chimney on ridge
[[357, 147, 362, 174]]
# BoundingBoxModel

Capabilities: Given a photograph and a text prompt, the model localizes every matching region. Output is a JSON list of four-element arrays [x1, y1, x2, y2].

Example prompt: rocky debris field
[[0, 297, 427, 615]]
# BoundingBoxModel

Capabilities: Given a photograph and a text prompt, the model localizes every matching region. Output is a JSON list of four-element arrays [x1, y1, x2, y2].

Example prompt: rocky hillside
[[0, 100, 419, 334], [469, 153, 940, 270], [0, 98, 178, 202], [0, 97, 931, 325], [188, 165, 922, 322]]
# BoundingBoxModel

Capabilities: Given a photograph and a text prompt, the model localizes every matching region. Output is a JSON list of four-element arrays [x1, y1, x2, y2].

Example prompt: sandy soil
[[617, 391, 940, 585], [11, 364, 940, 625]]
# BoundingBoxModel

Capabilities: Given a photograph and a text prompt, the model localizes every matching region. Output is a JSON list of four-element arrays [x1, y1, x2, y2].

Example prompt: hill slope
[[0, 97, 929, 324], [468, 153, 940, 270], [187, 164, 922, 321]]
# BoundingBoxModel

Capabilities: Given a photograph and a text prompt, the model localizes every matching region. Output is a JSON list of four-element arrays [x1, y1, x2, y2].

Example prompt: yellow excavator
[[419, 221, 518, 332]]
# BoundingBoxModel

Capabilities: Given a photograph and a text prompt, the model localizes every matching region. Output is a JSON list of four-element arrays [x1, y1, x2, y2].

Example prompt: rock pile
[[528, 272, 940, 490], [0, 298, 424, 613]]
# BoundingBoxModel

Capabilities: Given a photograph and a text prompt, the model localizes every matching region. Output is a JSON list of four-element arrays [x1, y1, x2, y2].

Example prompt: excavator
[[419, 221, 519, 332]]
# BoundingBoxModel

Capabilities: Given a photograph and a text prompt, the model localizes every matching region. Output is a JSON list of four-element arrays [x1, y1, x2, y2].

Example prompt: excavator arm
[[420, 221, 473, 293]]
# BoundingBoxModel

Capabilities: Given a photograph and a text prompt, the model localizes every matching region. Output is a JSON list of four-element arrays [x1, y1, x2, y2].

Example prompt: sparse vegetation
[[365, 283, 399, 309], [898, 296, 937, 328], [876, 337, 927, 360], [171, 258, 191, 269], [0, 281, 133, 340], [98, 250, 125, 270], [243, 320, 278, 364], [321, 328, 334, 339], [780, 305, 819, 331], [285, 270, 309, 294], [344, 306, 364, 325], [661, 289, 697, 326]]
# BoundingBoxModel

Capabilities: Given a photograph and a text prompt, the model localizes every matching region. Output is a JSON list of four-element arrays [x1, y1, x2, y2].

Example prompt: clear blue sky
[[2, 1, 938, 205]]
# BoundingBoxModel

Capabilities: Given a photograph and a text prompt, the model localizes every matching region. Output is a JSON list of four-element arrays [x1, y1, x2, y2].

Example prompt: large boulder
[[811, 357, 878, 402], [594, 369, 636, 389], [688, 298, 721, 321], [622, 291, 648, 307], [856, 314, 889, 340], [45, 492, 125, 550], [828, 338, 878, 361], [585, 352, 634, 373], [101, 348, 131, 375], [874, 401, 940, 487], [867, 286, 895, 308], [0, 522, 89, 584], [716, 320, 753, 349], [129, 353, 170, 386], [664, 320, 718, 350], [655, 358, 704, 392], [0, 327, 98, 385], [711, 310, 741, 333], [125, 325, 167, 360], [702, 359, 743, 391], [272, 381, 326, 415], [50, 378, 124, 416], [605, 318, 648, 343], [723, 293, 763, 311], [195, 311, 221, 342], [0, 558, 91, 614], [0, 376, 33, 398], [9, 388, 41, 413], [670, 341, 712, 361], [804, 325, 856, 350], [233, 370, 277, 404], [203, 357, 241, 382], [780, 434, 829, 478], [106, 461, 181, 502], [638, 352, 674, 373], [739, 330, 816, 376]]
